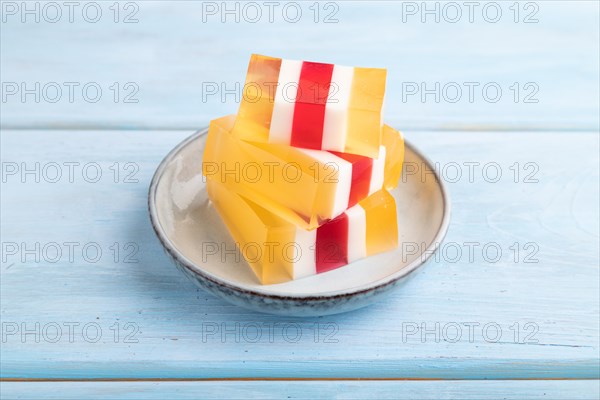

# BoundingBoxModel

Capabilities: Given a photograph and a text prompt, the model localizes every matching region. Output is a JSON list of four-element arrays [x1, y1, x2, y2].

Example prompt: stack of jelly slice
[[202, 55, 403, 285]]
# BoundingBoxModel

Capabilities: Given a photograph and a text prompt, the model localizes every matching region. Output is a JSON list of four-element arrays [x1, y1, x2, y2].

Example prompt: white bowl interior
[[153, 132, 446, 296]]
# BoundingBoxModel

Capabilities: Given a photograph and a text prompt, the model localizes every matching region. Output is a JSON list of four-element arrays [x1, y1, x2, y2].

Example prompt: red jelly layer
[[330, 151, 374, 208], [291, 61, 334, 149], [315, 212, 349, 273]]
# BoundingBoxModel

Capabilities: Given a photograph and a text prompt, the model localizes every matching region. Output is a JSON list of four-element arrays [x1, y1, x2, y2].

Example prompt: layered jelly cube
[[202, 115, 404, 230], [234, 54, 387, 158], [201, 54, 401, 284], [207, 179, 398, 284]]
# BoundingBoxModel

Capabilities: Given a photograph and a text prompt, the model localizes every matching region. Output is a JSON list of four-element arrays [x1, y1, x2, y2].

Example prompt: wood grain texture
[[1, 129, 598, 380], [1, 380, 599, 400], [1, 1, 598, 131]]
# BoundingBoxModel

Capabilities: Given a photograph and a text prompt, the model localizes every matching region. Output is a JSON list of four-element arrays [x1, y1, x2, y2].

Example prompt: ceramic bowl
[[149, 129, 450, 316]]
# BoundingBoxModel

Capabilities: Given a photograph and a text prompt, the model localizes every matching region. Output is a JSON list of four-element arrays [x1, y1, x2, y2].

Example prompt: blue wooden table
[[1, 2, 599, 399]]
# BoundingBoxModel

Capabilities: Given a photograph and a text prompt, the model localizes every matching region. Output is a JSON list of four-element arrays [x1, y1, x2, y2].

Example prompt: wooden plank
[[1, 380, 599, 400], [1, 1, 598, 130], [1, 129, 598, 379]]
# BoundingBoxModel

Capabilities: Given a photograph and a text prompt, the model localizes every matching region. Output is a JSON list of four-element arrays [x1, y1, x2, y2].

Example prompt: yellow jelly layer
[[346, 67, 387, 157], [203, 115, 341, 230], [382, 124, 405, 190], [363, 190, 398, 254], [207, 179, 294, 284], [236, 54, 280, 137]]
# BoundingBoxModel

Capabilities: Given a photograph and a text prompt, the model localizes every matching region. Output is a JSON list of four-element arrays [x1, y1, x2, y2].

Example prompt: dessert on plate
[[202, 54, 404, 284]]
